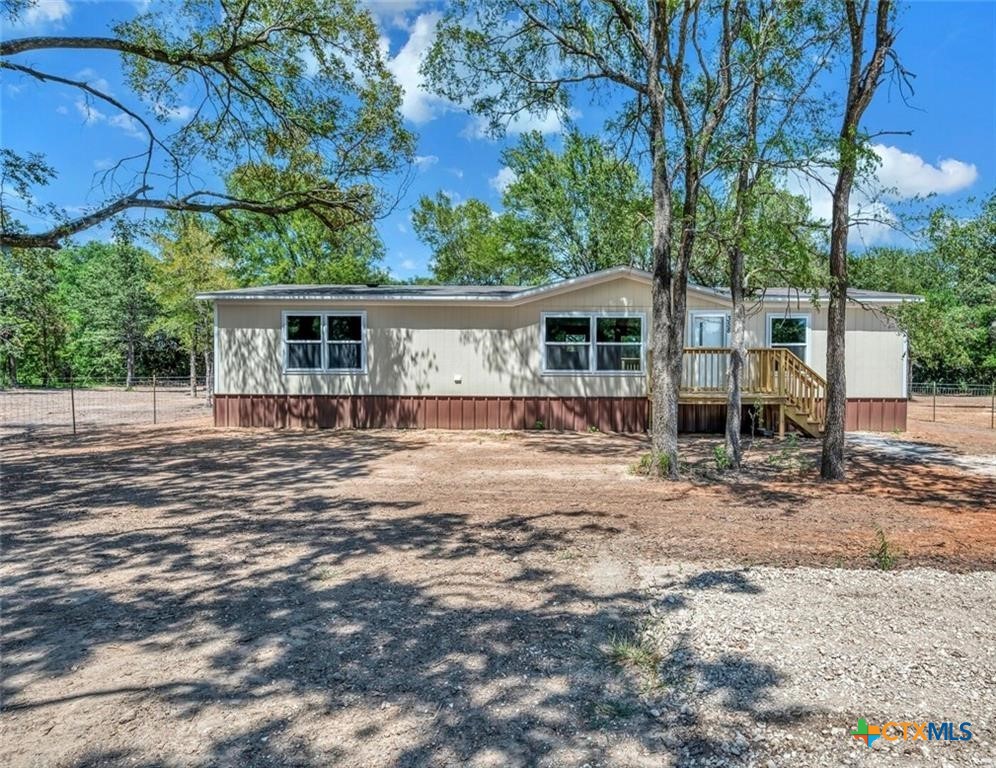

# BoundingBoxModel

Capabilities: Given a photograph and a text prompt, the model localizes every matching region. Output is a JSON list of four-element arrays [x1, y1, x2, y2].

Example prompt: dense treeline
[[3, 183, 993, 388], [850, 194, 996, 384], [0, 210, 388, 387]]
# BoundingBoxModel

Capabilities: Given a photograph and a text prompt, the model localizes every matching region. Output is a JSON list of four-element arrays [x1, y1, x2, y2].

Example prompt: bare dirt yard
[[2, 423, 994, 767], [905, 394, 996, 455]]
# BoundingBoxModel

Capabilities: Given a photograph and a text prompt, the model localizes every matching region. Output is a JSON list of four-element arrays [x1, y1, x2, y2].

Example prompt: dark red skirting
[[213, 395, 908, 433], [213, 394, 648, 432]]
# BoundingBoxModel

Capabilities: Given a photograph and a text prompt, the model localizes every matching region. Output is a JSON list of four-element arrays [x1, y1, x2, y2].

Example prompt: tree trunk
[[125, 338, 135, 389], [820, 169, 854, 480], [7, 354, 18, 388], [821, 0, 897, 479], [189, 346, 197, 397], [725, 247, 747, 468], [647, 91, 680, 479]]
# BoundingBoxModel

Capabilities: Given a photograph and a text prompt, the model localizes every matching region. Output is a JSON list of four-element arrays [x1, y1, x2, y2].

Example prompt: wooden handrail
[[652, 347, 828, 429]]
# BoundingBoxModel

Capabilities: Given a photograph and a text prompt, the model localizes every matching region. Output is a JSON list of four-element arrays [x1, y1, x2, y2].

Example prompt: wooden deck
[[671, 347, 828, 437]]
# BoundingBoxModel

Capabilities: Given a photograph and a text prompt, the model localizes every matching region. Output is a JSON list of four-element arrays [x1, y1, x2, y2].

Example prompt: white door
[[687, 313, 729, 389], [690, 314, 728, 348]]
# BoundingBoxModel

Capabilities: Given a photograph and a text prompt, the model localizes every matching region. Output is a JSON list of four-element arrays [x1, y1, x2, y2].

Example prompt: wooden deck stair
[[659, 347, 828, 437]]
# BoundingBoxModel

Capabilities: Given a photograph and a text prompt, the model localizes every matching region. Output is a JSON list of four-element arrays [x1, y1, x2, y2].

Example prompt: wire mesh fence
[[909, 382, 995, 431], [0, 377, 214, 438], [909, 382, 994, 397]]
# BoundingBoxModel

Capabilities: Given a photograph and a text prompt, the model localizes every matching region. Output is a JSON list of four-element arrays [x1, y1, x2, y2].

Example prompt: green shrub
[[713, 444, 732, 471], [872, 528, 898, 571], [631, 451, 671, 476]]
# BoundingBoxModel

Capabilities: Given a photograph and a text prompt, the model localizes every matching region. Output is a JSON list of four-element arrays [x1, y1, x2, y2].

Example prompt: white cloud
[[400, 258, 418, 271], [153, 103, 196, 121], [8, 0, 71, 28], [397, 221, 408, 233], [55, 105, 68, 115], [489, 166, 517, 194], [71, 98, 145, 139], [94, 158, 115, 170], [413, 154, 439, 171], [786, 144, 979, 247], [385, 12, 448, 124], [872, 144, 978, 199], [448, 167, 464, 179], [75, 68, 112, 95], [364, 0, 433, 29], [109, 113, 145, 139], [462, 107, 576, 140], [74, 97, 105, 125]]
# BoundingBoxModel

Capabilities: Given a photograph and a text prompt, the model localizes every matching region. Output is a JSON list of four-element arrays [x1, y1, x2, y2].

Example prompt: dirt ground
[[904, 394, 996, 455], [2, 425, 994, 767]]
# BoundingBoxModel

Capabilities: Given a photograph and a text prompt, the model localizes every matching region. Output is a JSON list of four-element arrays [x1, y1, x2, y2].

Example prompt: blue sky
[[2, 0, 994, 280]]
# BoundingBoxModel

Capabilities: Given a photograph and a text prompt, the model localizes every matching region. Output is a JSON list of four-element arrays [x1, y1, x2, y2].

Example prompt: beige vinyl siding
[[215, 276, 907, 399]]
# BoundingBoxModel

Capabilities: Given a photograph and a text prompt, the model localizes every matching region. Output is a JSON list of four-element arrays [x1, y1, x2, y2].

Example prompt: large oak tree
[[0, 0, 414, 248], [425, 0, 747, 477]]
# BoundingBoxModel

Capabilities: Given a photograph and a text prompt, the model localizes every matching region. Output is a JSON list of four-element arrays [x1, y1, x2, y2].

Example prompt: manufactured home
[[198, 266, 918, 434]]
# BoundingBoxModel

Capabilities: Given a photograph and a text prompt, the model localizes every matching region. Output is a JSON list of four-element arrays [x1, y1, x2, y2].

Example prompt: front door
[[690, 313, 728, 348], [687, 312, 729, 389]]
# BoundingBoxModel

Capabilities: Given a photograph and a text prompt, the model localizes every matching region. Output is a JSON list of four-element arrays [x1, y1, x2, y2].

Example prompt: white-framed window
[[766, 312, 810, 364], [688, 310, 731, 348], [541, 312, 645, 374], [283, 310, 367, 373]]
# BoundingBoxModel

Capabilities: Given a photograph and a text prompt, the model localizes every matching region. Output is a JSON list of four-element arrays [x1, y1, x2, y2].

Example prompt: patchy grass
[[607, 633, 663, 692]]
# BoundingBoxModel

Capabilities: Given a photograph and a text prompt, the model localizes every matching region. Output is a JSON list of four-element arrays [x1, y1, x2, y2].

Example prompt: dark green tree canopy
[[501, 130, 651, 277], [219, 162, 389, 285], [850, 193, 996, 381], [413, 130, 651, 286], [412, 193, 547, 286]]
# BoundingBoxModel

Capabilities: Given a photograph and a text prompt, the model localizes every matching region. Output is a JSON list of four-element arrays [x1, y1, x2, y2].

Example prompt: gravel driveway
[[635, 564, 996, 767], [850, 433, 996, 478]]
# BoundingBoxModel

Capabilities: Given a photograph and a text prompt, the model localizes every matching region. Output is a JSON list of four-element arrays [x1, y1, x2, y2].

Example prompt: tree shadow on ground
[[2, 431, 799, 767], [843, 445, 996, 513]]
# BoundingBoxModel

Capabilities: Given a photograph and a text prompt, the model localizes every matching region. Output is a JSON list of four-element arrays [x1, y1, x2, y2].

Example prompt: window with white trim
[[768, 314, 809, 363], [542, 313, 644, 373], [284, 311, 366, 372]]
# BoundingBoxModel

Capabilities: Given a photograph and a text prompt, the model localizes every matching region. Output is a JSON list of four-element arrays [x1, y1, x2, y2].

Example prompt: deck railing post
[[932, 381, 937, 422]]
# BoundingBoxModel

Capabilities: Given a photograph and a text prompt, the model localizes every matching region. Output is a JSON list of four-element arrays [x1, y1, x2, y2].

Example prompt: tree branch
[[0, 187, 370, 249]]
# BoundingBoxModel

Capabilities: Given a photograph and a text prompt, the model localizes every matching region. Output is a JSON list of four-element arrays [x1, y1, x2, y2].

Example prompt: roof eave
[[195, 265, 653, 304]]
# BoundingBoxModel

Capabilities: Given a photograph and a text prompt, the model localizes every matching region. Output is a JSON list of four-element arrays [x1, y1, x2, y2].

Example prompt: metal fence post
[[991, 381, 994, 430], [153, 374, 157, 424], [69, 376, 77, 435], [932, 381, 937, 422]]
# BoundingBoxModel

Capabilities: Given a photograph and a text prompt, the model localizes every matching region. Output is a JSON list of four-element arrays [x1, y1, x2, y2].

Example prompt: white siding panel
[[215, 276, 907, 398]]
